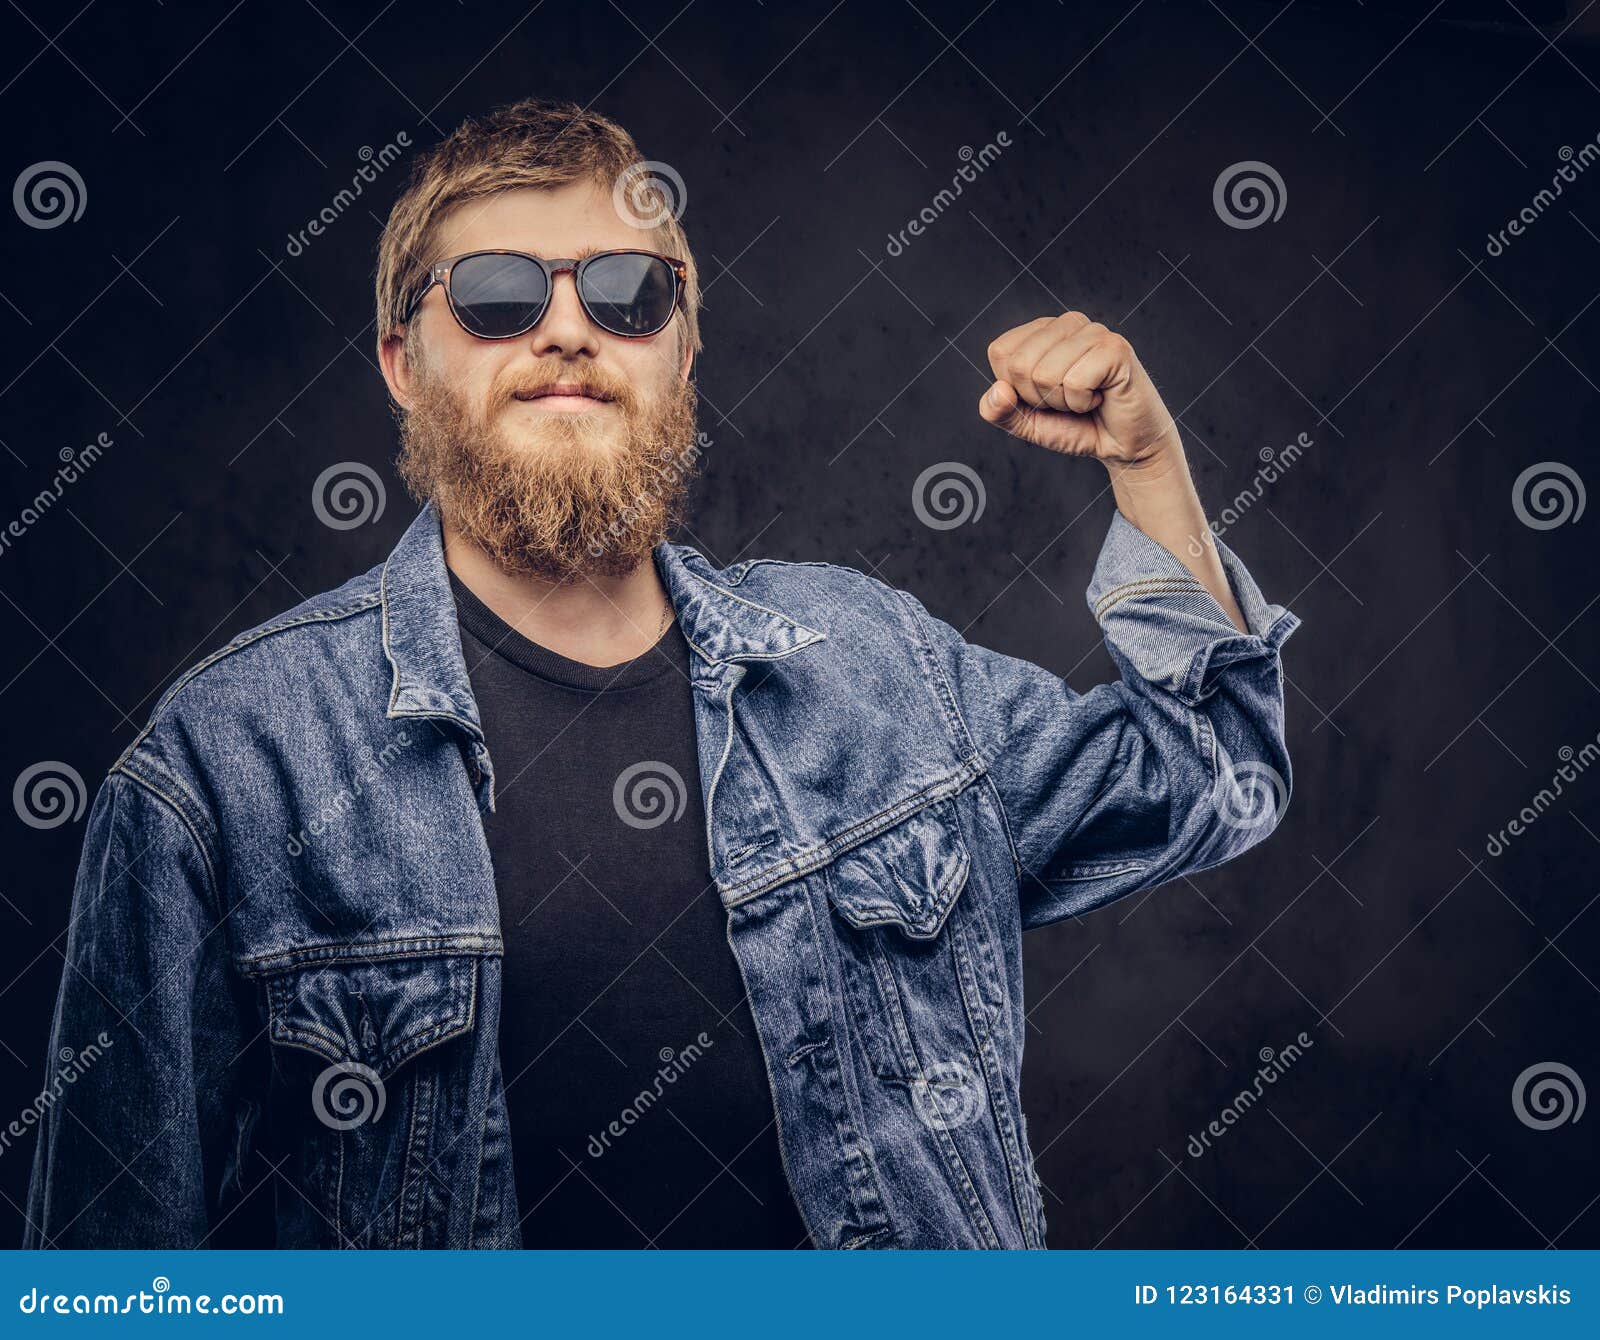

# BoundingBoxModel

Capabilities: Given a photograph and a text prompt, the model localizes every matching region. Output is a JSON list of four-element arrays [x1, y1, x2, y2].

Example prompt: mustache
[[491, 364, 637, 413]]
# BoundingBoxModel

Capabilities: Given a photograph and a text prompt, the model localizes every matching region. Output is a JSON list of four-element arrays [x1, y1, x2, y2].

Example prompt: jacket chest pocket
[[259, 951, 483, 1248], [823, 793, 1003, 1124]]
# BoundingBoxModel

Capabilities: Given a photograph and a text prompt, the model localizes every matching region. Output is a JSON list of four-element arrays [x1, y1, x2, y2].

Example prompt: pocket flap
[[825, 796, 971, 940], [264, 952, 479, 1080]]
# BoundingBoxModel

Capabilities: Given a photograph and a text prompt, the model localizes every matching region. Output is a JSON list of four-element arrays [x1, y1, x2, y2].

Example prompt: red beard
[[397, 356, 701, 584]]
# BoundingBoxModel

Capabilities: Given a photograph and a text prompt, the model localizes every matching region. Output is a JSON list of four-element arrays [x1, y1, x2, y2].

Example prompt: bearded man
[[25, 98, 1297, 1250]]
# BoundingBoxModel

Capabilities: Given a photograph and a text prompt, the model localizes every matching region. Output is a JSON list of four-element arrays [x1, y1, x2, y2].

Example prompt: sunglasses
[[403, 248, 687, 341]]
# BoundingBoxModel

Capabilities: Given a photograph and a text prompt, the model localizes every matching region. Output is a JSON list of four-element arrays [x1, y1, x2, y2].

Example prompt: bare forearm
[[1106, 447, 1247, 633]]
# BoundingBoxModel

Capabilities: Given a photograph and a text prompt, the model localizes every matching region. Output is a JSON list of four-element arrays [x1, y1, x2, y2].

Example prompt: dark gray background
[[0, 0, 1596, 1248]]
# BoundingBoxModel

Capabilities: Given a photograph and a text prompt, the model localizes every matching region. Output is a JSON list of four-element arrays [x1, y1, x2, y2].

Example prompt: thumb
[[978, 379, 1055, 448], [978, 379, 1027, 432], [978, 378, 1097, 455]]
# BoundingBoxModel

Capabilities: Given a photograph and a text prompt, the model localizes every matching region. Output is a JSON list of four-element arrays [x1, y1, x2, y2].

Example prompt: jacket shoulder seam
[[698, 552, 843, 588], [114, 594, 383, 771], [106, 763, 223, 920]]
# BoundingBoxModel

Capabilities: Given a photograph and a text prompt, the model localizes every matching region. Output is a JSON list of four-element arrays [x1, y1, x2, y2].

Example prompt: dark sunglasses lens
[[449, 253, 549, 338], [580, 254, 677, 336]]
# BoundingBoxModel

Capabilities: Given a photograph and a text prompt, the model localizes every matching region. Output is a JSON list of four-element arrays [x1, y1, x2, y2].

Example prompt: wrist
[[1105, 443, 1204, 546], [1105, 444, 1193, 525], [1102, 440, 1186, 484]]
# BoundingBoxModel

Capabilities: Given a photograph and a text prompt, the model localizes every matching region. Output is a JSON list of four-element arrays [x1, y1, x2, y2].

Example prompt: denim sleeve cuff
[[1085, 509, 1300, 704]]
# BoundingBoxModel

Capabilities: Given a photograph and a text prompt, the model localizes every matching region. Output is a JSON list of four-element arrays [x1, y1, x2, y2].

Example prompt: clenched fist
[[979, 312, 1180, 467]]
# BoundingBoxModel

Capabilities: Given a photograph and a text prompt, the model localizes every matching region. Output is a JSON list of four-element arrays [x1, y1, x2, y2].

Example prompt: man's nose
[[527, 269, 598, 358]]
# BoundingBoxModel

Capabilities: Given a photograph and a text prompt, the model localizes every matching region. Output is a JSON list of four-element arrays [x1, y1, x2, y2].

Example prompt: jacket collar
[[379, 505, 827, 731], [652, 542, 827, 668], [381, 503, 484, 735]]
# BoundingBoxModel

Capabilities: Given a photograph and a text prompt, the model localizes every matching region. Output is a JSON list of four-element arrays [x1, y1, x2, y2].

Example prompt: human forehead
[[428, 182, 649, 260]]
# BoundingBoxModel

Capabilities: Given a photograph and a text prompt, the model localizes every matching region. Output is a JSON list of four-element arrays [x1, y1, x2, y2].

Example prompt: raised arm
[[893, 312, 1304, 927]]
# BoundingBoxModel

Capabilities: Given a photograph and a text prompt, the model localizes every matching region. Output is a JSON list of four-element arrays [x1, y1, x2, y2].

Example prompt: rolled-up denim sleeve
[[903, 510, 1299, 929], [23, 770, 255, 1248]]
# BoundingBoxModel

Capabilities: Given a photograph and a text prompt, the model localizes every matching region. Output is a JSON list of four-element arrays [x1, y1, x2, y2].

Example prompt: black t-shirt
[[451, 573, 808, 1249]]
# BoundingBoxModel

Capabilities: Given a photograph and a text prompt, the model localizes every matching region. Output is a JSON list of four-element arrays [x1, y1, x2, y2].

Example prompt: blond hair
[[375, 97, 699, 358]]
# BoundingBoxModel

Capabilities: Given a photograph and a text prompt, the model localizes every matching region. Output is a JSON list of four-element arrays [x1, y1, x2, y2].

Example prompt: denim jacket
[[24, 502, 1297, 1249]]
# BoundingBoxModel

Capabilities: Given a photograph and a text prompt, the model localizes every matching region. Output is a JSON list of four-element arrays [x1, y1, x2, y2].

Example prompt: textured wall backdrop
[[0, 0, 1596, 1248]]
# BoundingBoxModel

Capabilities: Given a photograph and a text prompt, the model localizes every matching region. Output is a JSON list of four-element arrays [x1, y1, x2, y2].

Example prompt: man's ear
[[378, 331, 415, 409]]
